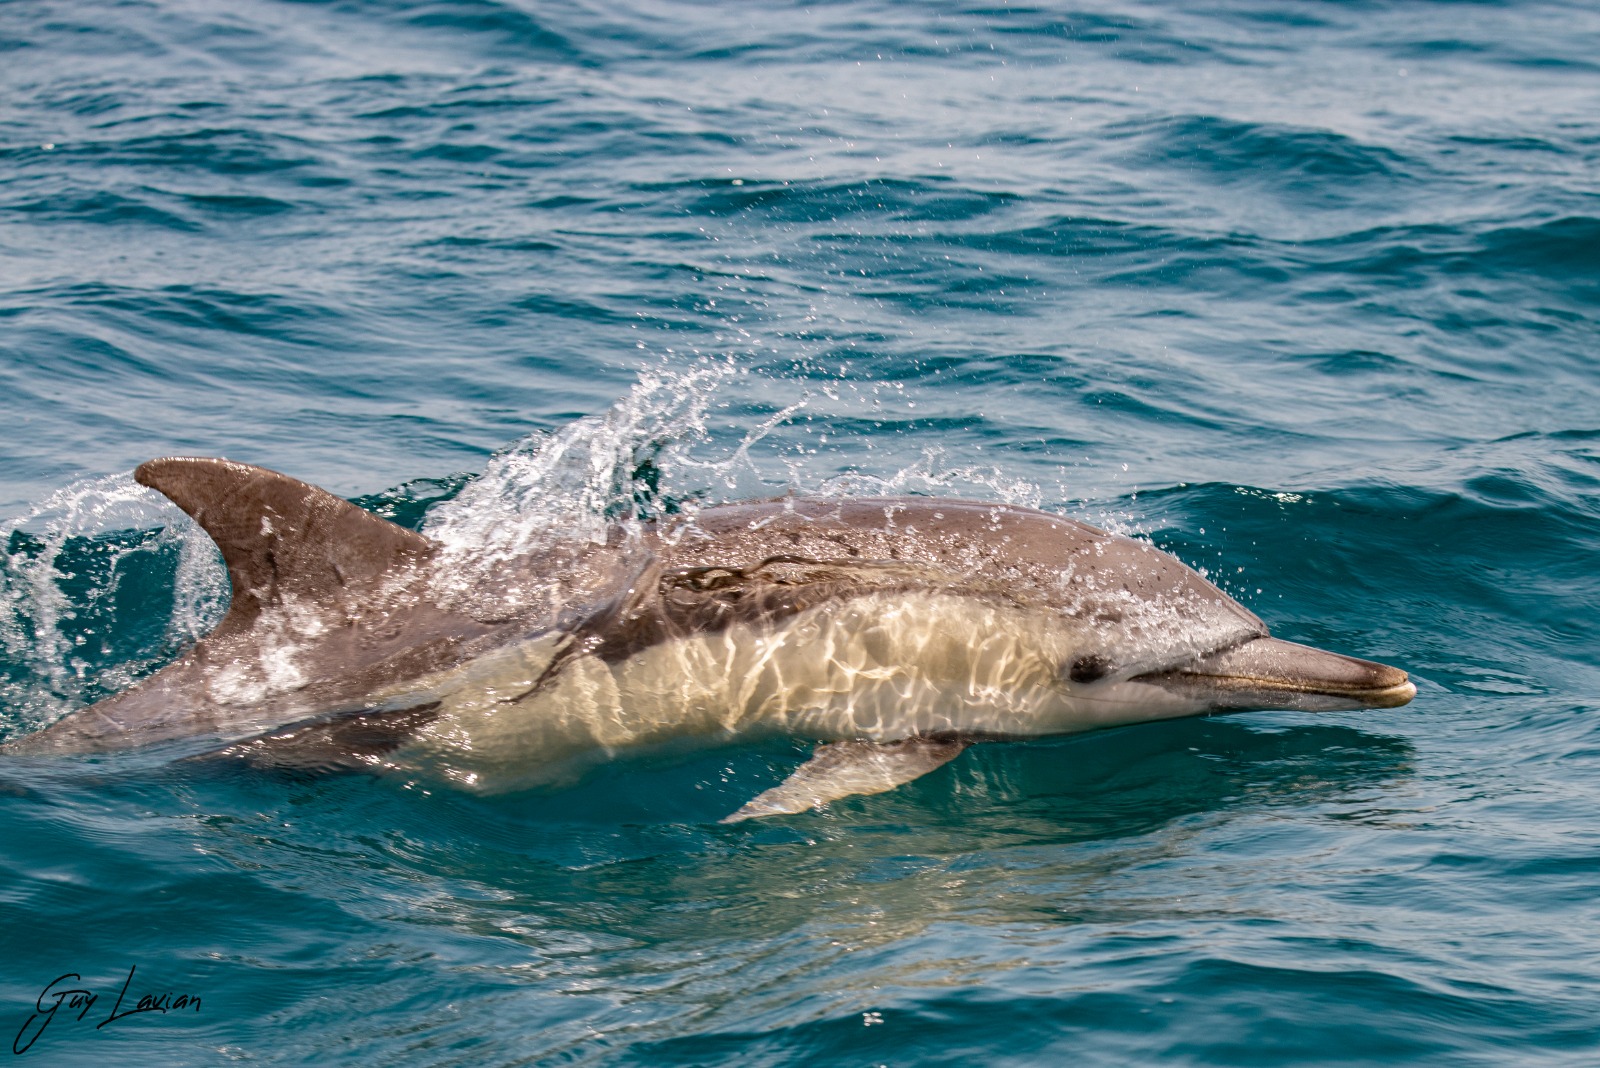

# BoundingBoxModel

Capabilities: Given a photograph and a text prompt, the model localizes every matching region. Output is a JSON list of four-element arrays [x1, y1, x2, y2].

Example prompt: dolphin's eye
[[1068, 655, 1113, 684]]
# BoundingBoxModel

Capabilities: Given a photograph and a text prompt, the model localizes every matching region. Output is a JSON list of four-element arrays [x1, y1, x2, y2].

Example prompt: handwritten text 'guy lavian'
[[13, 966, 201, 1055]]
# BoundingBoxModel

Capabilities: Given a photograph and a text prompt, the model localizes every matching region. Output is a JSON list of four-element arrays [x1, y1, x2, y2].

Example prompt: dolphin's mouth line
[[1134, 668, 1416, 702]]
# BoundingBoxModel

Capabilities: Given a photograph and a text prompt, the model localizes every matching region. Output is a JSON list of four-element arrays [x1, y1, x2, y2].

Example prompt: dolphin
[[3, 457, 1415, 820]]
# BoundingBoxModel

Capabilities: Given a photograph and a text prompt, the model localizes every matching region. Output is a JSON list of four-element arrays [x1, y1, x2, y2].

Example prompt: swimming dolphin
[[3, 458, 1415, 820]]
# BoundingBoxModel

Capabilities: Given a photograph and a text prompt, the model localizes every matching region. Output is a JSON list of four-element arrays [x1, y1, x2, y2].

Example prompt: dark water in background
[[3, 0, 1600, 1063]]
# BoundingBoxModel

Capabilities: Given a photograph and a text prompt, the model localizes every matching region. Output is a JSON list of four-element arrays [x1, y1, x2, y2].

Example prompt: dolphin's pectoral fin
[[721, 736, 972, 823], [195, 700, 442, 774]]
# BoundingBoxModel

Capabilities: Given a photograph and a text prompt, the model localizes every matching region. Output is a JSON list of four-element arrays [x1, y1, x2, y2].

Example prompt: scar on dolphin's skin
[[3, 458, 1414, 819]]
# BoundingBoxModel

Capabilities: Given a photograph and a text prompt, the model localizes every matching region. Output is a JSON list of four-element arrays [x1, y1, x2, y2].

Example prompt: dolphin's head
[[1031, 526, 1415, 724], [1054, 617, 1416, 727]]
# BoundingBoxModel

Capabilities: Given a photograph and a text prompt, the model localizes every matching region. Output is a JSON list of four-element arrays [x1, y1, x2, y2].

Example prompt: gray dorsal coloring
[[136, 457, 434, 629]]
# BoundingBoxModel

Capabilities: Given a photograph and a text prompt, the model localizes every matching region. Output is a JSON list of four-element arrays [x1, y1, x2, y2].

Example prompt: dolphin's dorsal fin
[[136, 457, 435, 626]]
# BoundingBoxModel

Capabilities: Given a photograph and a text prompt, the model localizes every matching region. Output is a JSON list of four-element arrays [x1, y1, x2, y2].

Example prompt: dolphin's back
[[660, 497, 1264, 666]]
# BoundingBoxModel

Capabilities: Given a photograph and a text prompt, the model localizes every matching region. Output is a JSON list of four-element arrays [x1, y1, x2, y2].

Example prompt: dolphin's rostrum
[[4, 458, 1415, 820]]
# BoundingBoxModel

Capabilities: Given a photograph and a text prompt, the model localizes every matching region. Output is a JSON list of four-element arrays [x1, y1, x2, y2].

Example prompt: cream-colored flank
[[397, 591, 1199, 792]]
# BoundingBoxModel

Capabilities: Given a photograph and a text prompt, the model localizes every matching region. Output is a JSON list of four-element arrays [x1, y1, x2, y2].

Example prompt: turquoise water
[[3, 0, 1600, 1063]]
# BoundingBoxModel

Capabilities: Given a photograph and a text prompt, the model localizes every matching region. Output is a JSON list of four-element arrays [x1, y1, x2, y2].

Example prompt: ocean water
[[3, 0, 1599, 1063]]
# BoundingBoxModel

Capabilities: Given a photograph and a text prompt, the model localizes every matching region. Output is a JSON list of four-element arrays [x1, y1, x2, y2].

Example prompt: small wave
[[1298, 215, 1600, 282], [945, 213, 1243, 259], [1134, 114, 1414, 199], [8, 189, 200, 231], [397, 0, 589, 64], [13, 280, 337, 349], [177, 192, 296, 215], [1144, 469, 1598, 675], [1475, 216, 1600, 280], [663, 177, 1018, 226], [76, 127, 322, 178], [973, 6, 1240, 65]]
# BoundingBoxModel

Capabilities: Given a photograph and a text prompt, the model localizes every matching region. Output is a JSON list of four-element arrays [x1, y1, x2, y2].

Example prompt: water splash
[[423, 361, 736, 568], [0, 474, 225, 735], [423, 361, 1056, 578], [814, 444, 1044, 509]]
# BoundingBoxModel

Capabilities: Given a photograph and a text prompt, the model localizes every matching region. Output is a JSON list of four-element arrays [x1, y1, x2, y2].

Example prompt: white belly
[[392, 592, 1184, 792]]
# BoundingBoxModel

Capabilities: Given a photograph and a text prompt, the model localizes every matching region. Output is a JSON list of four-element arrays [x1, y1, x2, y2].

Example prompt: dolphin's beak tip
[[1360, 659, 1416, 708], [1368, 675, 1417, 709]]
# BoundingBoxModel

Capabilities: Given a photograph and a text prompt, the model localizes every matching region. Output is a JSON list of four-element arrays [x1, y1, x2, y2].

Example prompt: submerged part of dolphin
[[3, 458, 1415, 820]]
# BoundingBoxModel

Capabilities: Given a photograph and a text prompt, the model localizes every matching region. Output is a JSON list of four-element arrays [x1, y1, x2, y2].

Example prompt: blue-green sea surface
[[3, 0, 1599, 1064]]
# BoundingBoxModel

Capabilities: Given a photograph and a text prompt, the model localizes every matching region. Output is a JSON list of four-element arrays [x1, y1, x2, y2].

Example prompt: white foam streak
[[424, 363, 731, 572], [815, 444, 1044, 510], [0, 473, 226, 732], [421, 363, 1056, 596]]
